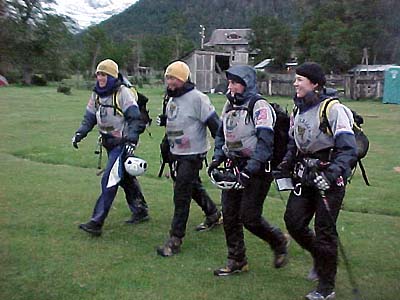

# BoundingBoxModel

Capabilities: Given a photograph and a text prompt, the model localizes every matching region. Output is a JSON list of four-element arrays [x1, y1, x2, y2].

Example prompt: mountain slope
[[100, 0, 299, 41]]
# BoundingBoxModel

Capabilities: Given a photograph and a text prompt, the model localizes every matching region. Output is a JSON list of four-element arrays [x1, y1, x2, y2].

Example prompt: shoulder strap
[[247, 95, 277, 125], [95, 94, 100, 109], [319, 97, 339, 135], [112, 91, 124, 116], [224, 96, 266, 125], [95, 91, 123, 117], [112, 85, 139, 117], [293, 104, 299, 118]]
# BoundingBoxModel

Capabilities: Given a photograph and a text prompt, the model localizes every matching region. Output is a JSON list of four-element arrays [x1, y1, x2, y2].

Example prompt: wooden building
[[181, 29, 253, 92]]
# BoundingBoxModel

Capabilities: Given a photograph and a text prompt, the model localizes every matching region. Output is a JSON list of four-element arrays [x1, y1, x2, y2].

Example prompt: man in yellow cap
[[157, 60, 222, 257], [72, 59, 149, 236]]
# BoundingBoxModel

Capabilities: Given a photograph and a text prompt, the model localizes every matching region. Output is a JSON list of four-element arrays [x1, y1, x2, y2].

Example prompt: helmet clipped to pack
[[124, 156, 148, 177], [210, 167, 243, 190]]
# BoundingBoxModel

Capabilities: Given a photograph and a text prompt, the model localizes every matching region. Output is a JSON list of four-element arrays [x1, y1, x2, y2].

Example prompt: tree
[[250, 16, 293, 68], [80, 26, 111, 76], [167, 10, 188, 59], [141, 34, 176, 70], [1, 0, 74, 83], [296, 0, 397, 71]]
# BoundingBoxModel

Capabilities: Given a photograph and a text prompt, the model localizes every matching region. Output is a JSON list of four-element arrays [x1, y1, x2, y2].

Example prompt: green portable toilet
[[383, 66, 400, 104]]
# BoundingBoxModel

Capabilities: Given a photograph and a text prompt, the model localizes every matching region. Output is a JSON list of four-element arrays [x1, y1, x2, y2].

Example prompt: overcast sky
[[51, 0, 138, 28]]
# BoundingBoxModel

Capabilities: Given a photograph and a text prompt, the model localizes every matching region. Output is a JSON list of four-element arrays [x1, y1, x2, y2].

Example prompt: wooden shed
[[345, 65, 396, 99], [181, 50, 232, 92]]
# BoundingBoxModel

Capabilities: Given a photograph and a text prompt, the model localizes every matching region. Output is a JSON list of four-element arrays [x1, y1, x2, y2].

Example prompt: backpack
[[95, 84, 152, 134], [225, 96, 291, 170], [317, 97, 370, 185]]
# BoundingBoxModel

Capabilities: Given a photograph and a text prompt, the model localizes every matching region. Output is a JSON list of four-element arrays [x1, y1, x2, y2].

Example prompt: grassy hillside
[[0, 85, 399, 300]]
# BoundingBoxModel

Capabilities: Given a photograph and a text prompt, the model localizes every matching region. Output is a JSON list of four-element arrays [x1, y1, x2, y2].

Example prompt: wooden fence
[[258, 73, 385, 99]]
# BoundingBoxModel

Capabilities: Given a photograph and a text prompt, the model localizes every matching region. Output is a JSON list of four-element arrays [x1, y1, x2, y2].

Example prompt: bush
[[131, 76, 143, 88], [4, 70, 22, 84], [31, 74, 47, 86], [44, 71, 69, 82], [57, 82, 71, 95]]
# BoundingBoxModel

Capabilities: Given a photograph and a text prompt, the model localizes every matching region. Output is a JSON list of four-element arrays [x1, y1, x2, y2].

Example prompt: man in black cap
[[278, 62, 357, 300]]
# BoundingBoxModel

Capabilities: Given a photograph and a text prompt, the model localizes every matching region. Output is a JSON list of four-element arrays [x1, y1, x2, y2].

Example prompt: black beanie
[[296, 62, 326, 86]]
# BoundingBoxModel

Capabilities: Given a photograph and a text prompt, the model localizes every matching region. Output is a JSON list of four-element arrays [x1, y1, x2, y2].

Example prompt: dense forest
[[101, 0, 299, 41], [1, 0, 399, 84]]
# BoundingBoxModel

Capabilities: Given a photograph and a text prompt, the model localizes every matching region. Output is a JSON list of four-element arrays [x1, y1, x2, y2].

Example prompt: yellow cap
[[96, 59, 119, 78], [165, 61, 190, 82]]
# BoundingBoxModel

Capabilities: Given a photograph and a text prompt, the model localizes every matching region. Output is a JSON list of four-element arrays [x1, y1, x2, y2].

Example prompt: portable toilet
[[383, 66, 400, 104]]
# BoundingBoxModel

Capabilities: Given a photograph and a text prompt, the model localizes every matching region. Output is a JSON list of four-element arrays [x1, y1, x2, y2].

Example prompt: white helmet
[[210, 167, 244, 190], [124, 156, 148, 176]]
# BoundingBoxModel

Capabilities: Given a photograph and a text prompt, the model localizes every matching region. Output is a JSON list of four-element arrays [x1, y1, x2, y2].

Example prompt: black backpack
[[318, 97, 370, 185], [225, 96, 291, 170]]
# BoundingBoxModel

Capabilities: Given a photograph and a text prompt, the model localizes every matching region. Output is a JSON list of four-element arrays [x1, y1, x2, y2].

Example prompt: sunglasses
[[96, 72, 107, 77]]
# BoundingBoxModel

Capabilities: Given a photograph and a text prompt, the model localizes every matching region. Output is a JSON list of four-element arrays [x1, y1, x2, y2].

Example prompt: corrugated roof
[[205, 29, 252, 46], [254, 58, 273, 69], [348, 64, 398, 73]]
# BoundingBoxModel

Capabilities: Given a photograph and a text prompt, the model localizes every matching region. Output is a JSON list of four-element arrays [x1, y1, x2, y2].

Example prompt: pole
[[199, 25, 205, 49], [319, 189, 363, 300]]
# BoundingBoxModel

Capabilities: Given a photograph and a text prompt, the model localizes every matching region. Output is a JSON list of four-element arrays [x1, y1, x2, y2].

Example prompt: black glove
[[207, 159, 223, 177], [72, 133, 83, 149], [124, 142, 136, 156], [276, 160, 292, 176], [238, 170, 251, 188], [313, 171, 331, 191], [156, 114, 167, 126]]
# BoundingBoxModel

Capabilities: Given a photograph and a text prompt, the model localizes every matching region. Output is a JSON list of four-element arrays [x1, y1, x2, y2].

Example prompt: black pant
[[221, 171, 286, 262], [169, 156, 218, 238], [284, 183, 345, 293]]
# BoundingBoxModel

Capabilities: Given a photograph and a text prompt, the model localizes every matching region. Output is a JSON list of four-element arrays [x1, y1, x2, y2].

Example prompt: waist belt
[[296, 147, 334, 162]]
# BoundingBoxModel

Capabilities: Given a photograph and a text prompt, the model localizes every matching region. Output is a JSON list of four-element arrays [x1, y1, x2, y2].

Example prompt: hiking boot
[[273, 233, 290, 268], [214, 259, 249, 276], [195, 211, 223, 232], [156, 236, 182, 257], [307, 266, 319, 281], [79, 220, 102, 236], [125, 213, 150, 224], [305, 290, 336, 300]]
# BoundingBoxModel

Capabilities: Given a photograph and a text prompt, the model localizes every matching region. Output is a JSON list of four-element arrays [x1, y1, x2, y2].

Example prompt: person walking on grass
[[156, 61, 222, 257], [72, 59, 149, 236], [208, 65, 289, 276], [279, 62, 357, 300]]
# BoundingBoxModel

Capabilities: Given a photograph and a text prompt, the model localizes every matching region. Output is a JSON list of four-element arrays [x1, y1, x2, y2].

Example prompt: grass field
[[0, 85, 399, 300]]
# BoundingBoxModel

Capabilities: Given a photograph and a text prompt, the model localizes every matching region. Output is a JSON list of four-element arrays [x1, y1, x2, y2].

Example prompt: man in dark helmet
[[279, 62, 357, 300], [208, 64, 289, 276]]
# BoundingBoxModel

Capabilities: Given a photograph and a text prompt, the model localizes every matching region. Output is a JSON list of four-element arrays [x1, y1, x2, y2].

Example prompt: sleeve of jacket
[[76, 109, 97, 138], [326, 133, 357, 182], [325, 103, 358, 182], [206, 111, 220, 139], [245, 127, 274, 175], [212, 121, 226, 162], [124, 105, 146, 144], [282, 136, 297, 166]]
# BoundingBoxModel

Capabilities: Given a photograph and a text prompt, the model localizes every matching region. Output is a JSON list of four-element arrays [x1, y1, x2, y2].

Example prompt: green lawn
[[1, 85, 399, 300]]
